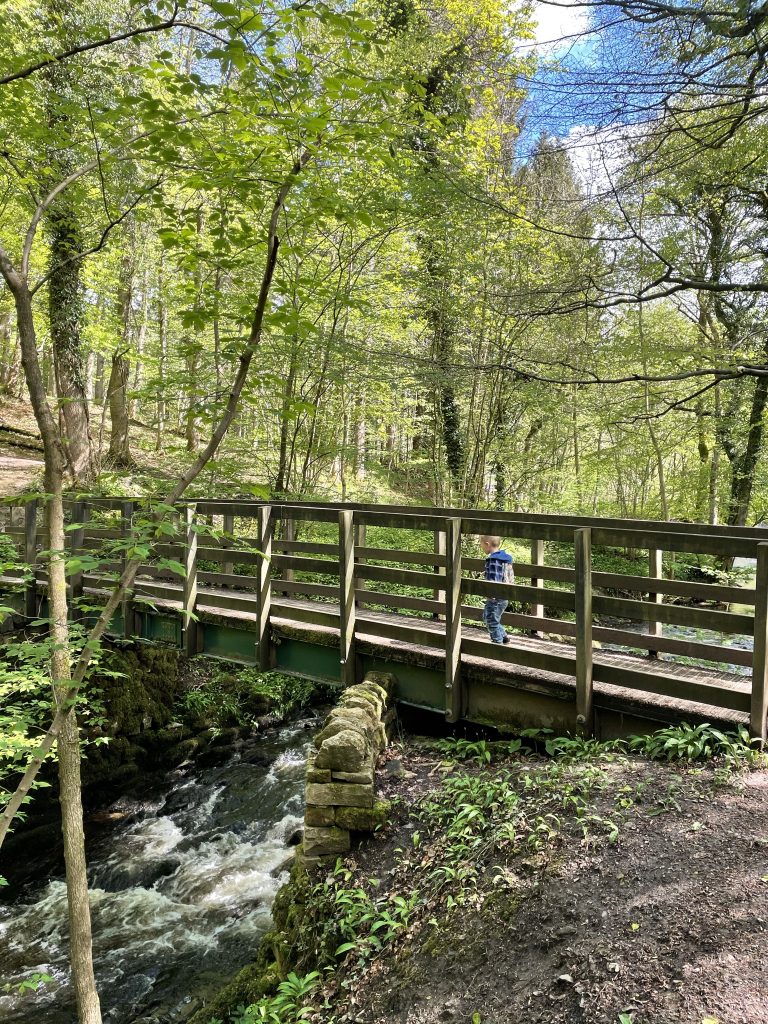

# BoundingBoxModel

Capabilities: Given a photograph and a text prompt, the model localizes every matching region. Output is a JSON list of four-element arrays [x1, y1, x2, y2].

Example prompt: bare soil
[[322, 744, 768, 1024]]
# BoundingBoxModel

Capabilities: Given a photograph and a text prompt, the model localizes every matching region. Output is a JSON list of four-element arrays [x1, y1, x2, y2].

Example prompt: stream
[[0, 719, 317, 1024]]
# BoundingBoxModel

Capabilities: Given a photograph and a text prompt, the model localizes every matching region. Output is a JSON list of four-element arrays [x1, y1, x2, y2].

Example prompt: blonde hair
[[479, 535, 501, 547]]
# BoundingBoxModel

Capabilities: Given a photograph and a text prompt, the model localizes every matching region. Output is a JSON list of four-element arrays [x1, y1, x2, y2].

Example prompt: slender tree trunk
[[107, 253, 134, 466], [49, 492, 102, 1024], [44, 3, 94, 486], [107, 352, 132, 465], [275, 337, 299, 494], [0, 259, 102, 1023], [727, 372, 768, 526]]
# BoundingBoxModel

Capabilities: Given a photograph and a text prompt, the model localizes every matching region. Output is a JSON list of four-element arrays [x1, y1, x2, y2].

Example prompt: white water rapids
[[0, 722, 315, 1023]]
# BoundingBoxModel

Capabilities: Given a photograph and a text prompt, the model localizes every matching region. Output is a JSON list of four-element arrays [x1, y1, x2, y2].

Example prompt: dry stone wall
[[303, 671, 395, 861]]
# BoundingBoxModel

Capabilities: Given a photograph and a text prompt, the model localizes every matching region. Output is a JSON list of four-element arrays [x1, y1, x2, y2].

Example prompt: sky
[[531, 0, 591, 50], [519, 1, 655, 184]]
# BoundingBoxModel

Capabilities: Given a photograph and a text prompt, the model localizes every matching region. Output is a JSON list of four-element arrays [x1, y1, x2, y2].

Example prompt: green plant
[[629, 723, 766, 765], [232, 972, 321, 1024]]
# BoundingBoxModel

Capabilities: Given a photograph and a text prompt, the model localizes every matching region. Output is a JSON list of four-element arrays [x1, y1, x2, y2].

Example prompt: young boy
[[479, 535, 514, 644]]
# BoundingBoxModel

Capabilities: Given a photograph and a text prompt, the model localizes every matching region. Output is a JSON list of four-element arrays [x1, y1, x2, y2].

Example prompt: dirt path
[[325, 745, 768, 1024], [0, 453, 42, 498]]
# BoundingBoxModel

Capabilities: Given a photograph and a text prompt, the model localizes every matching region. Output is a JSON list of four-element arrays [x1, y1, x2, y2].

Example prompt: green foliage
[[232, 972, 321, 1024], [628, 722, 766, 766], [180, 667, 316, 727]]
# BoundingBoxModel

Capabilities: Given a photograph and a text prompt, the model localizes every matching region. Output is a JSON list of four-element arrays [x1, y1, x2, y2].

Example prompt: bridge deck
[[132, 579, 750, 730], [2, 494, 765, 737]]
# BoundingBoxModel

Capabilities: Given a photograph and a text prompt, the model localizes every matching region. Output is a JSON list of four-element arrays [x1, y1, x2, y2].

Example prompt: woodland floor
[[0, 396, 43, 496], [320, 741, 768, 1024]]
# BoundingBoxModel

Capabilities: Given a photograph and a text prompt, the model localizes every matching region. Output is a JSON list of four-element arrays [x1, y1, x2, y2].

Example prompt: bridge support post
[[530, 538, 545, 636], [282, 516, 295, 584], [434, 528, 446, 621], [445, 517, 463, 723], [750, 542, 768, 743], [647, 547, 663, 658], [339, 509, 356, 686], [121, 501, 136, 639], [23, 499, 38, 619], [68, 501, 88, 620], [256, 504, 273, 671], [574, 527, 594, 736], [222, 512, 235, 576], [354, 522, 366, 609], [182, 504, 199, 656]]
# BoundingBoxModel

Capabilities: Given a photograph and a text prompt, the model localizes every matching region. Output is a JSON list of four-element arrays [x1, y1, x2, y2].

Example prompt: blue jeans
[[483, 599, 508, 643]]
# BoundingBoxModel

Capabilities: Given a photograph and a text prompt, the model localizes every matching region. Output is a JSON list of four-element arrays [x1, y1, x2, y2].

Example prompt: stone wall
[[303, 671, 395, 861]]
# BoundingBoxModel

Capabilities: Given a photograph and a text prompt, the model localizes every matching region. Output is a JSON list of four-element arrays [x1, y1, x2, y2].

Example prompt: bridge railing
[[2, 497, 766, 739]]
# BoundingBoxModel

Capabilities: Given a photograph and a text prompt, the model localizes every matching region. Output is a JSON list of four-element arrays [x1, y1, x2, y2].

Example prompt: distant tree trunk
[[695, 401, 710, 521], [47, 210, 95, 485], [354, 394, 366, 481], [0, 310, 20, 393], [44, 9, 94, 487], [93, 353, 105, 405], [275, 337, 299, 495], [129, 268, 149, 420], [108, 253, 134, 467], [107, 353, 132, 466], [156, 259, 167, 451], [726, 372, 768, 527]]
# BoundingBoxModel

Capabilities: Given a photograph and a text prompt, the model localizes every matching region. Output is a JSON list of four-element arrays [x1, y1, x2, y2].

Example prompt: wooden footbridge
[[3, 498, 768, 740]]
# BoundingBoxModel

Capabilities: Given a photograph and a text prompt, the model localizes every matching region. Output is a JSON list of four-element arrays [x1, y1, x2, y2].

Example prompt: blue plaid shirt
[[484, 549, 514, 583]]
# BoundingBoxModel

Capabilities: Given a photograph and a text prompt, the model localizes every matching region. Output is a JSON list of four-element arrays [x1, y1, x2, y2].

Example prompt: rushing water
[[0, 720, 317, 1024]]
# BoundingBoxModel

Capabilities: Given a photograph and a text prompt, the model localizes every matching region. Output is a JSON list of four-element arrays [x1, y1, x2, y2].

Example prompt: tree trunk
[[44, 6, 94, 487], [275, 337, 299, 495], [726, 373, 768, 527], [49, 490, 102, 1024], [48, 211, 95, 485], [108, 252, 134, 466], [107, 352, 132, 466], [0, 260, 102, 1022]]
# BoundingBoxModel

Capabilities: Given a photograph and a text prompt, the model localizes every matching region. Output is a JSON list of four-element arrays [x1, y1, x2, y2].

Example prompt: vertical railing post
[[282, 516, 295, 585], [530, 537, 545, 636], [255, 504, 273, 671], [444, 517, 463, 723], [120, 500, 136, 639], [354, 521, 366, 608], [24, 499, 38, 619], [222, 512, 235, 576], [68, 501, 88, 620], [434, 526, 446, 620], [648, 546, 663, 658], [574, 527, 594, 735], [182, 503, 198, 656], [339, 509, 356, 686], [750, 542, 768, 743]]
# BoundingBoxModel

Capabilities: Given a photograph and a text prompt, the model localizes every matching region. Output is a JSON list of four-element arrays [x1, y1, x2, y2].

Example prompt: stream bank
[[206, 729, 768, 1024], [0, 643, 331, 1023]]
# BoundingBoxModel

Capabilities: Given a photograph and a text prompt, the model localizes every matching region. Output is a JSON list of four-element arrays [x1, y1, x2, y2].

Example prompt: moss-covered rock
[[88, 643, 181, 737], [335, 799, 391, 832]]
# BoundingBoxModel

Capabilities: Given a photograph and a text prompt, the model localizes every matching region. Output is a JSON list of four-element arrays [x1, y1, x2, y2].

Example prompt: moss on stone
[[335, 799, 391, 832], [88, 643, 181, 737]]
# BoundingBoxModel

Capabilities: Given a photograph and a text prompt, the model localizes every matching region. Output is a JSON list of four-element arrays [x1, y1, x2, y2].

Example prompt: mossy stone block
[[306, 782, 373, 807], [303, 826, 351, 858], [331, 769, 373, 785], [361, 670, 396, 696], [335, 799, 391, 832], [315, 728, 368, 772], [305, 805, 335, 827]]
